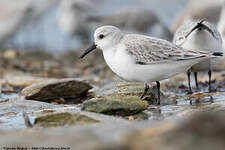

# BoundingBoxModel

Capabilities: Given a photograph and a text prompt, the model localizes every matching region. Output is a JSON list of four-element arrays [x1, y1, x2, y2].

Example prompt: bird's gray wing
[[122, 34, 211, 65]]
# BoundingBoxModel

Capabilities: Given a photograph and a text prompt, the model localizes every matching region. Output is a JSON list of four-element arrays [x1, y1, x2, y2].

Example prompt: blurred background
[[1, 0, 224, 52], [0, 0, 190, 51]]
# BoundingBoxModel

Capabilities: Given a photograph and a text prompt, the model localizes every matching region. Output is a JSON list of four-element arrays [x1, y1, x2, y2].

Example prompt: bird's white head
[[185, 20, 216, 41], [94, 26, 123, 50], [80, 26, 123, 58]]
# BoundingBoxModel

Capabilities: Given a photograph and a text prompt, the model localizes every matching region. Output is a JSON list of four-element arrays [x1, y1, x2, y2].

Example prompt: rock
[[82, 81, 178, 117], [115, 82, 176, 105], [21, 78, 92, 102], [125, 112, 149, 121], [5, 75, 45, 88], [34, 112, 99, 127], [82, 96, 148, 116], [125, 111, 225, 150]]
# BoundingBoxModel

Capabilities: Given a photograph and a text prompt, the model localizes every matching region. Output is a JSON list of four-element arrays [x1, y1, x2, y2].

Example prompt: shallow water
[[1, 93, 18, 99], [1, 91, 225, 130]]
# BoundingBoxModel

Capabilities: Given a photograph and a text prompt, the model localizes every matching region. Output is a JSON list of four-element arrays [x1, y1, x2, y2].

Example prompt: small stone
[[34, 112, 99, 127], [82, 96, 148, 116], [21, 78, 92, 102], [188, 92, 212, 101], [3, 49, 17, 59], [126, 112, 149, 121], [50, 99, 66, 104], [128, 116, 134, 120], [6, 75, 44, 88]]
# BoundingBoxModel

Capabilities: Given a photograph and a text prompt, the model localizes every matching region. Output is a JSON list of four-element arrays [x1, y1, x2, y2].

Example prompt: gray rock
[[21, 78, 92, 102]]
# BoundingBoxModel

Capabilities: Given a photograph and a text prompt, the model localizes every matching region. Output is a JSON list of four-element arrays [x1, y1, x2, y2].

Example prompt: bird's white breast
[[182, 30, 222, 72], [182, 30, 222, 51], [102, 44, 137, 81]]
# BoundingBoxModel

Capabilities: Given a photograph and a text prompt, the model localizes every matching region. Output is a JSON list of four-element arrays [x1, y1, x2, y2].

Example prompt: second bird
[[173, 20, 223, 93]]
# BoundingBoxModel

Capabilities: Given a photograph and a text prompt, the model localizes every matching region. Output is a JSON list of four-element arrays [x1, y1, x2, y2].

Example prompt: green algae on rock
[[82, 96, 148, 116], [34, 112, 99, 127], [115, 82, 174, 105], [21, 78, 92, 102]]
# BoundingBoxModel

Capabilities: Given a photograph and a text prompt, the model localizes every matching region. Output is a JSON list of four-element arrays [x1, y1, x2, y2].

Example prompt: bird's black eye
[[99, 34, 105, 39]]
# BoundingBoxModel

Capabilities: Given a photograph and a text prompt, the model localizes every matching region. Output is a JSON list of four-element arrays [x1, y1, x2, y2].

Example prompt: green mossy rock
[[34, 112, 99, 127], [82, 96, 148, 116]]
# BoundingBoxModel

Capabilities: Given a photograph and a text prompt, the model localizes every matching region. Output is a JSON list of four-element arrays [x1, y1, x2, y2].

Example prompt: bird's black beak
[[80, 43, 97, 59], [185, 20, 216, 39], [185, 20, 205, 38]]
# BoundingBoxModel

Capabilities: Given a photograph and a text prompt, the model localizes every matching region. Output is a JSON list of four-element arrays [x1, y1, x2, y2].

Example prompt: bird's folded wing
[[123, 34, 211, 65]]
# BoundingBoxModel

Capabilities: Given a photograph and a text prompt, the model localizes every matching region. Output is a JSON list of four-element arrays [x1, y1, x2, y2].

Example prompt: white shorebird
[[80, 26, 222, 105], [173, 20, 223, 93], [171, 0, 222, 33], [218, 1, 225, 49]]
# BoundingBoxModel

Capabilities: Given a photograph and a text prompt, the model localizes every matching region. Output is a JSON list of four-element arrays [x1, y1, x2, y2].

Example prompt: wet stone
[[115, 82, 177, 105], [106, 81, 177, 105], [82, 96, 148, 116], [21, 78, 92, 103], [34, 112, 99, 127]]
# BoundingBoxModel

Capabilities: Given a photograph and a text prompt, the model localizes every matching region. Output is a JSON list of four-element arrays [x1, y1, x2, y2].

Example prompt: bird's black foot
[[208, 70, 212, 93], [187, 71, 193, 95], [156, 81, 160, 105], [140, 83, 149, 99], [187, 90, 193, 95]]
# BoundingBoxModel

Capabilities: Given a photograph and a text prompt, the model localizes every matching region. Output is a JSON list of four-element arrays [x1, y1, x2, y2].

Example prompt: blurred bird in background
[[217, 0, 225, 49], [173, 20, 223, 93], [171, 0, 222, 33]]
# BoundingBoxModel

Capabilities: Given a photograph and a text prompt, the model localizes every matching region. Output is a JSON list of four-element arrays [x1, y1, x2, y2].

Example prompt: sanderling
[[173, 20, 223, 93], [218, 1, 225, 49], [80, 25, 222, 105], [171, 0, 222, 33], [88, 8, 172, 41]]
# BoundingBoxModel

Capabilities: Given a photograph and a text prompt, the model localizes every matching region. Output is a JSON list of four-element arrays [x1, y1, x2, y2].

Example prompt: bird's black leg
[[208, 70, 212, 93], [194, 72, 199, 90], [140, 83, 149, 99], [156, 81, 160, 105], [187, 71, 192, 94]]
